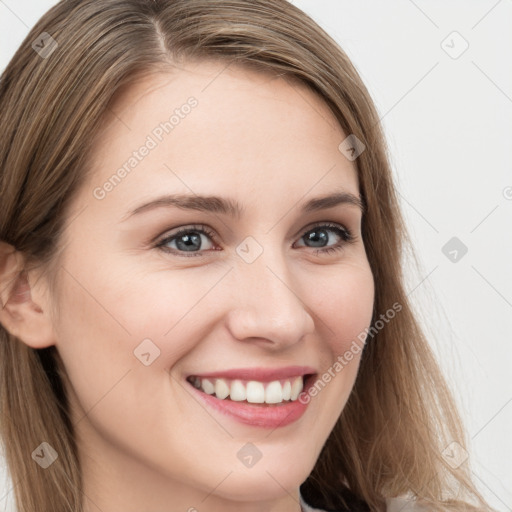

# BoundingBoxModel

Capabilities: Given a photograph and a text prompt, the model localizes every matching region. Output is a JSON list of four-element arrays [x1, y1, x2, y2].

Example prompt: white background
[[0, 1, 511, 511]]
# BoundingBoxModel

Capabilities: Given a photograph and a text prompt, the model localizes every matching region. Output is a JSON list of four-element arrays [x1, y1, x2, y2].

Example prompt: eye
[[294, 222, 354, 256], [155, 222, 354, 257], [155, 224, 217, 257]]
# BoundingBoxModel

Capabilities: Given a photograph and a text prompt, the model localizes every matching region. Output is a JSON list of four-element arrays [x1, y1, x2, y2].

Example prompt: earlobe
[[0, 241, 56, 349]]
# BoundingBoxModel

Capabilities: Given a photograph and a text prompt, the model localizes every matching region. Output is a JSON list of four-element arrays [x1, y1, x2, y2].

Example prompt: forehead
[[82, 59, 359, 220]]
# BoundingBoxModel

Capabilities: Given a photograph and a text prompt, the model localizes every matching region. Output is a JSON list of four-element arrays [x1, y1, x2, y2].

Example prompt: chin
[[209, 460, 312, 501]]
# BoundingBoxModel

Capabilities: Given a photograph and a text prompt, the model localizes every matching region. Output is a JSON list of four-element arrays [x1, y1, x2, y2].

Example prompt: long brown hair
[[0, 1, 494, 511]]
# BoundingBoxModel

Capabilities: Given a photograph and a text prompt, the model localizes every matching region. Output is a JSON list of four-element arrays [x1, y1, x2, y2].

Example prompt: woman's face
[[48, 60, 374, 511]]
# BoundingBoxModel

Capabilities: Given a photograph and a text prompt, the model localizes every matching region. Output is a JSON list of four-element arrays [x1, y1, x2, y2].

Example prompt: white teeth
[[265, 380, 283, 404], [215, 379, 230, 399], [230, 380, 246, 401], [290, 376, 303, 400], [201, 378, 215, 395], [191, 375, 307, 404], [246, 381, 265, 403], [282, 380, 291, 400]]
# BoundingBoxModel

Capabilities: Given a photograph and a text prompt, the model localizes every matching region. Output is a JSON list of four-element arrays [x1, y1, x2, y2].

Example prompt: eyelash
[[154, 222, 355, 258]]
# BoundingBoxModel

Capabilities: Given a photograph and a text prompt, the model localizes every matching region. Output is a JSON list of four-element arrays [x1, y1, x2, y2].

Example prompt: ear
[[0, 241, 56, 348]]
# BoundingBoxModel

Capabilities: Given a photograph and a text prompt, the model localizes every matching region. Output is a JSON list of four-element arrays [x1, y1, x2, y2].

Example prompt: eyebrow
[[121, 190, 365, 222]]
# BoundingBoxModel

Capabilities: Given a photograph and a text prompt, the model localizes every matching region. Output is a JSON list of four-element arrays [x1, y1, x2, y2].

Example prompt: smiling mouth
[[186, 374, 316, 406]]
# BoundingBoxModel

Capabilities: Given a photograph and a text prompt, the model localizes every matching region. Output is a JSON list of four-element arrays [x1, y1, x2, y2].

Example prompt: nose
[[225, 248, 315, 349]]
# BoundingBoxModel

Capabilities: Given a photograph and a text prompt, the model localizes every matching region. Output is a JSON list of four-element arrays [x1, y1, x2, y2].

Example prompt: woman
[[0, 1, 495, 511]]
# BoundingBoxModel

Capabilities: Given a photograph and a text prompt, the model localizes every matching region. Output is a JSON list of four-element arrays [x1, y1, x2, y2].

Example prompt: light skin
[[0, 60, 374, 512]]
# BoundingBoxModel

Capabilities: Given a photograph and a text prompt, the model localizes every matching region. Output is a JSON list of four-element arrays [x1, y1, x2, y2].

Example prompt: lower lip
[[186, 375, 315, 429]]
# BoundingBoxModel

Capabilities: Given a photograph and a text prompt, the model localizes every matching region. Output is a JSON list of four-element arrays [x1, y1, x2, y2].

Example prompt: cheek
[[110, 263, 235, 365], [53, 259, 233, 416], [52, 269, 138, 418], [303, 261, 374, 416], [51, 261, 210, 464], [309, 260, 375, 353]]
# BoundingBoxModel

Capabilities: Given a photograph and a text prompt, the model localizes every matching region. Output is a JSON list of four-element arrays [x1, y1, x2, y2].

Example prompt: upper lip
[[186, 365, 317, 382]]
